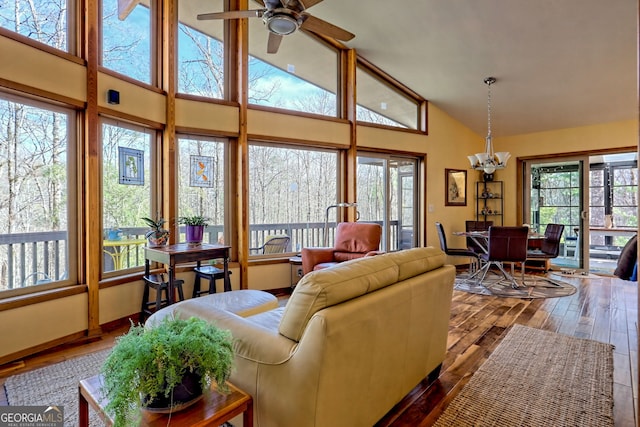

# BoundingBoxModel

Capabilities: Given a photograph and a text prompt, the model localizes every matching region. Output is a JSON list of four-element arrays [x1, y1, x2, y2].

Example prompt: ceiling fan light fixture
[[265, 13, 299, 35]]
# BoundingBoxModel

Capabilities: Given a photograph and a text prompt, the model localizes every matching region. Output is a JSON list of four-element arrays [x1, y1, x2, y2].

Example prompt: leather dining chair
[[465, 220, 493, 255], [477, 226, 529, 289], [435, 222, 480, 274], [525, 223, 564, 272]]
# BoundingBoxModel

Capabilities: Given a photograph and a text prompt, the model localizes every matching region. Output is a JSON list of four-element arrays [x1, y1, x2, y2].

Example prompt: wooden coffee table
[[79, 374, 253, 426]]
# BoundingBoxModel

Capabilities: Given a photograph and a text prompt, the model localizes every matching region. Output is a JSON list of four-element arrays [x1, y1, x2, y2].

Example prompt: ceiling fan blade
[[299, 0, 323, 9], [267, 33, 284, 54], [300, 14, 354, 41], [197, 10, 264, 20]]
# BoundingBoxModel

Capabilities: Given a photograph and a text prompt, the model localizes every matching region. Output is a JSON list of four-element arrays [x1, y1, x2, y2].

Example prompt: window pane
[[178, 0, 225, 98], [248, 18, 338, 116], [611, 164, 638, 227], [0, 96, 72, 292], [248, 144, 338, 253], [0, 0, 69, 52], [356, 65, 418, 129], [102, 0, 151, 84], [102, 122, 152, 272], [177, 136, 226, 244]]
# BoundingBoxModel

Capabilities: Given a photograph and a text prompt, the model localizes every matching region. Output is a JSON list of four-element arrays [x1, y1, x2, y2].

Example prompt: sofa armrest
[[199, 308, 298, 364], [302, 247, 335, 274]]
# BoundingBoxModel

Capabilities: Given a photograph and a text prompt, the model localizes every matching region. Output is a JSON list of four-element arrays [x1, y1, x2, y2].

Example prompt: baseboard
[[0, 315, 137, 366]]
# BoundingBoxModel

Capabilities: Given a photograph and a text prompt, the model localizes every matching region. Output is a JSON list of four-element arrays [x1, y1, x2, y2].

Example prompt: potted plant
[[141, 214, 169, 247], [178, 215, 209, 244], [101, 316, 234, 427]]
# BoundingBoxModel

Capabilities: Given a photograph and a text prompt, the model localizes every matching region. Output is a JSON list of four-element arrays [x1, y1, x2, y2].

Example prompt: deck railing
[[0, 221, 399, 291]]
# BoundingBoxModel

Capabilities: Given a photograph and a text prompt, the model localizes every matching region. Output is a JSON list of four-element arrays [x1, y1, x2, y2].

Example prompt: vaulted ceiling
[[310, 0, 638, 137], [187, 0, 637, 137]]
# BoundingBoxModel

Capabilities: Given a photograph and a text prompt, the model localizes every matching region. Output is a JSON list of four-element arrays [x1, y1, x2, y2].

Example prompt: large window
[[101, 120, 154, 273], [101, 0, 152, 84], [248, 16, 338, 116], [248, 143, 339, 254], [177, 0, 225, 99], [356, 62, 419, 129], [0, 94, 75, 295], [177, 136, 227, 244], [0, 0, 71, 53]]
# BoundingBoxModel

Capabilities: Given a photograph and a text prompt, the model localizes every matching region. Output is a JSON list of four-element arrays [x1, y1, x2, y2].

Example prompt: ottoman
[[145, 289, 279, 326]]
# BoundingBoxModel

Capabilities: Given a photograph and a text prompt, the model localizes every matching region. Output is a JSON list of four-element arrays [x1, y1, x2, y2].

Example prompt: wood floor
[[376, 272, 638, 427], [0, 273, 637, 426]]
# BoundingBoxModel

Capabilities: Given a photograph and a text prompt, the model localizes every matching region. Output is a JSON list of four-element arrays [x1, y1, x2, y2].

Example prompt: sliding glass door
[[524, 151, 638, 274], [356, 154, 418, 251]]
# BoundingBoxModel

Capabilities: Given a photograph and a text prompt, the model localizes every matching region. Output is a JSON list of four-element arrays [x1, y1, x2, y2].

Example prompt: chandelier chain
[[486, 80, 492, 137]]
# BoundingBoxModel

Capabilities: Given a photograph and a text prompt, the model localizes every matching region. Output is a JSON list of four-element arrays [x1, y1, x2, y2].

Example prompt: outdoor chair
[[525, 223, 564, 272], [249, 235, 291, 254], [436, 222, 481, 274], [477, 226, 529, 289]]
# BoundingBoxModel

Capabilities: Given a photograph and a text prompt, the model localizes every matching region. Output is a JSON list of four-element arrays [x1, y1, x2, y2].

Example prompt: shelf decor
[[445, 169, 467, 206]]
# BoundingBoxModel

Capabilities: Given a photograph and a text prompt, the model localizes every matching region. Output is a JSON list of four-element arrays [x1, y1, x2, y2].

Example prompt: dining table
[[452, 229, 547, 286], [453, 229, 546, 255]]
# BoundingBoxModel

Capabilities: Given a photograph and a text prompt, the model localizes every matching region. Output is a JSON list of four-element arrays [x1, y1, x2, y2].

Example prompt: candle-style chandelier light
[[467, 77, 510, 173]]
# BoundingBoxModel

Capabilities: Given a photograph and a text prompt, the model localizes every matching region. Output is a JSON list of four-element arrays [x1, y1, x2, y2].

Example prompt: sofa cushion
[[278, 247, 446, 342], [386, 246, 446, 282], [279, 254, 399, 341]]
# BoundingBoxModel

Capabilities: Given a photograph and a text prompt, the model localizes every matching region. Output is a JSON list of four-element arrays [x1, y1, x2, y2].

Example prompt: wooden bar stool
[[141, 273, 185, 322], [193, 266, 232, 298]]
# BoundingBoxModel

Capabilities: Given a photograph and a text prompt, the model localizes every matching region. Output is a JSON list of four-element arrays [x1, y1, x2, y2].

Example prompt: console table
[[144, 244, 231, 306], [79, 374, 253, 426]]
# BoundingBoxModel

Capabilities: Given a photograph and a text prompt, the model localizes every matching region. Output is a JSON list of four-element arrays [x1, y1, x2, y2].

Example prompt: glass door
[[356, 154, 419, 251], [524, 152, 638, 274], [524, 159, 586, 270]]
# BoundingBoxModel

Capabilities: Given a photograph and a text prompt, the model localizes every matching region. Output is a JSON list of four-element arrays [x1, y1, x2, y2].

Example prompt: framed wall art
[[445, 168, 467, 206]]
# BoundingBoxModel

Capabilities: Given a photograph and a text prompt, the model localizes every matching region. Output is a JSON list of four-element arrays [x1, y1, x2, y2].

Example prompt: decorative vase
[[186, 225, 204, 244], [142, 371, 204, 413], [147, 231, 169, 247]]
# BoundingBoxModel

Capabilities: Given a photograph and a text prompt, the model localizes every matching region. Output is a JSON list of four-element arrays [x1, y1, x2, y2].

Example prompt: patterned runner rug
[[434, 324, 614, 427], [4, 349, 111, 426], [454, 270, 577, 298]]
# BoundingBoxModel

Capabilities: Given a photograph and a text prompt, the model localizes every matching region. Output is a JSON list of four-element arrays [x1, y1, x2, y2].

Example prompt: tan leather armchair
[[302, 222, 382, 274]]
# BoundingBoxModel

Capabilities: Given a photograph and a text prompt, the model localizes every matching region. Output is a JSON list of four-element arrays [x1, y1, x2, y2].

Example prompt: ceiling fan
[[197, 0, 355, 54]]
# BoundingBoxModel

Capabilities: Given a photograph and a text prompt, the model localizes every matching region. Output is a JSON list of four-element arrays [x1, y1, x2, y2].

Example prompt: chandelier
[[467, 77, 511, 174]]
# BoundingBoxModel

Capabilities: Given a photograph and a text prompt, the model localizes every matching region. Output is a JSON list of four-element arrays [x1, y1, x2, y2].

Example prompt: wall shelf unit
[[476, 181, 503, 225]]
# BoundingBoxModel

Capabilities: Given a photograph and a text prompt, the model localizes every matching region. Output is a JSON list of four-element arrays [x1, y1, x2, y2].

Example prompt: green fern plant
[[101, 317, 234, 427]]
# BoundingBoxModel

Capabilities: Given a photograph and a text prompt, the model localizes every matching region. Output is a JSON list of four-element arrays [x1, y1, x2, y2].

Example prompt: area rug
[[4, 348, 111, 426], [434, 324, 614, 427], [454, 270, 576, 298]]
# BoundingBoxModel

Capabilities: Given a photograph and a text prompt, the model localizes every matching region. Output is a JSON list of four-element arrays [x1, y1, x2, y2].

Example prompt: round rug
[[455, 270, 577, 299]]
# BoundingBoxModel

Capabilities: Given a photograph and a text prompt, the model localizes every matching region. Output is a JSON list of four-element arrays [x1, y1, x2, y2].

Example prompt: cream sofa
[[147, 247, 455, 427]]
